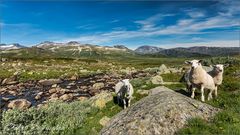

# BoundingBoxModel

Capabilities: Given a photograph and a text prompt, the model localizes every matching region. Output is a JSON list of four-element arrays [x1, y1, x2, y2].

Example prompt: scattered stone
[[1, 78, 18, 85], [49, 88, 57, 94], [151, 75, 164, 84], [2, 97, 10, 102], [78, 96, 88, 101], [51, 84, 58, 88], [8, 99, 31, 109], [59, 93, 73, 101], [136, 90, 149, 95], [8, 90, 18, 96], [35, 92, 44, 100], [49, 93, 59, 101], [93, 82, 105, 90], [39, 79, 63, 86], [158, 64, 170, 74], [89, 91, 113, 109], [99, 116, 111, 126]]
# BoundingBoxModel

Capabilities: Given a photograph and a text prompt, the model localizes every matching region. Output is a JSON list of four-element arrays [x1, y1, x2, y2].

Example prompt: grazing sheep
[[208, 64, 228, 97], [115, 79, 134, 109], [185, 60, 216, 102]]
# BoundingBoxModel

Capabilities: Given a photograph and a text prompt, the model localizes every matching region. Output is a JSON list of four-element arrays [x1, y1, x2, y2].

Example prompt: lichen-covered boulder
[[100, 86, 220, 135]]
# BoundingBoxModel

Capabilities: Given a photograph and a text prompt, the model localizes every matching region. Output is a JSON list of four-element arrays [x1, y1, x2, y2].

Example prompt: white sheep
[[185, 60, 216, 102], [207, 64, 228, 97], [115, 79, 134, 109]]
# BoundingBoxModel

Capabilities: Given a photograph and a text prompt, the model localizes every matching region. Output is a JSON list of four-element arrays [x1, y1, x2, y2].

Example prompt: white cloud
[[187, 11, 205, 18]]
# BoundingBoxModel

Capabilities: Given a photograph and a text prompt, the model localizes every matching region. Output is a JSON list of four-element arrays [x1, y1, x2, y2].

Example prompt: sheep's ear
[[185, 61, 191, 64], [224, 64, 229, 67], [198, 60, 203, 63]]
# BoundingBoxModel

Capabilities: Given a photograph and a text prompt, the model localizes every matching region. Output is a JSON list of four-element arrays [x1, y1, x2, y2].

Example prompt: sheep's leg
[[208, 89, 213, 101], [128, 98, 131, 107], [117, 95, 120, 105], [123, 99, 126, 109], [191, 87, 196, 99], [200, 86, 205, 102], [214, 86, 218, 97]]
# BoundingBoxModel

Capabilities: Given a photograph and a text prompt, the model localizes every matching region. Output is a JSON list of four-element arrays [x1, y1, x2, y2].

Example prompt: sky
[[0, 0, 239, 49]]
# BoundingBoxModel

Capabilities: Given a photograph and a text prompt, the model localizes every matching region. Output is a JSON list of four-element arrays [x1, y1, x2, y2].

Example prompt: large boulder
[[100, 86, 220, 135]]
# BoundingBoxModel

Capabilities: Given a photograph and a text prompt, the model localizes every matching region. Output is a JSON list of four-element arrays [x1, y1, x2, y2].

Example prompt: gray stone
[[100, 86, 220, 135], [39, 79, 63, 86], [151, 75, 164, 84], [8, 99, 31, 110]]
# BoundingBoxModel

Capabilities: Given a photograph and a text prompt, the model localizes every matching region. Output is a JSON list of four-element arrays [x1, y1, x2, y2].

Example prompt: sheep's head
[[213, 64, 228, 73], [185, 60, 203, 69], [122, 79, 131, 94]]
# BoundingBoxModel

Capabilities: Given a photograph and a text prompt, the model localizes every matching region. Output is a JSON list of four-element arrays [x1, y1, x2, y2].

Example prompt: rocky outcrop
[[100, 86, 220, 135]]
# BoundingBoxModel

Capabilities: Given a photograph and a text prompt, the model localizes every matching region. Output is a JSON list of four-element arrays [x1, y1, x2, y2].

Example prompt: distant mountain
[[1, 42, 239, 58], [135, 46, 164, 54], [0, 43, 26, 50], [159, 46, 239, 57], [0, 41, 134, 59], [113, 45, 129, 50], [135, 45, 239, 57]]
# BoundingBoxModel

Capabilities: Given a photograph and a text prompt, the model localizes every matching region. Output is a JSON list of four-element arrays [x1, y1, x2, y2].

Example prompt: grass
[[1, 56, 240, 135]]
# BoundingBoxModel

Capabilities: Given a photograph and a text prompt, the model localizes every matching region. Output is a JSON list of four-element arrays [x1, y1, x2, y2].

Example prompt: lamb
[[207, 64, 228, 97], [185, 60, 216, 102], [115, 79, 134, 109]]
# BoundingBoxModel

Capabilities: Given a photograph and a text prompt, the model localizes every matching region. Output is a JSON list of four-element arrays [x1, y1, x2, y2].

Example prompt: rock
[[78, 96, 88, 101], [89, 91, 113, 109], [49, 88, 57, 94], [35, 92, 44, 100], [100, 86, 220, 135], [2, 97, 11, 101], [49, 93, 59, 101], [59, 93, 73, 101], [8, 99, 31, 109], [151, 75, 164, 84], [136, 90, 149, 95], [93, 82, 105, 90], [8, 90, 17, 96], [51, 84, 58, 88], [158, 64, 171, 74], [1, 78, 18, 85], [99, 116, 111, 126], [69, 75, 78, 81], [39, 79, 63, 86]]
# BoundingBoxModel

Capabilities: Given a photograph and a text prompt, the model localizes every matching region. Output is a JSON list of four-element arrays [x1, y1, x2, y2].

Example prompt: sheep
[[207, 64, 228, 97], [185, 60, 216, 102], [115, 79, 134, 109], [180, 69, 192, 92]]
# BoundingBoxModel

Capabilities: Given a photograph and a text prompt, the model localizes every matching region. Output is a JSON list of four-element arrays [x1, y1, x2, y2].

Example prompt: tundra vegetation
[[0, 55, 239, 135]]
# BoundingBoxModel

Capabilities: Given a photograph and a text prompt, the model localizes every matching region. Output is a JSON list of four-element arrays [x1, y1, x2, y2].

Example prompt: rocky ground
[[0, 69, 158, 110]]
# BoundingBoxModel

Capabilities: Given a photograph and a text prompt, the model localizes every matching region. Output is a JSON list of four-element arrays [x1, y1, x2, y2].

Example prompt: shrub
[[0, 101, 98, 135]]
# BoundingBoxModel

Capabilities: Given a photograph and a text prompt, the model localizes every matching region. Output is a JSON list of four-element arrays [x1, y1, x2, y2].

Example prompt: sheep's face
[[122, 79, 130, 93], [185, 60, 202, 69], [213, 64, 224, 73]]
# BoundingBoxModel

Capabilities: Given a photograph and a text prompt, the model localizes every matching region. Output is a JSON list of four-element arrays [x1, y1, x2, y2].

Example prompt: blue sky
[[0, 0, 239, 49]]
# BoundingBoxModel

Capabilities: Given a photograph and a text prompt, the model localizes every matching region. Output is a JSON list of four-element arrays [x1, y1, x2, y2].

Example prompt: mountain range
[[0, 41, 239, 58]]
